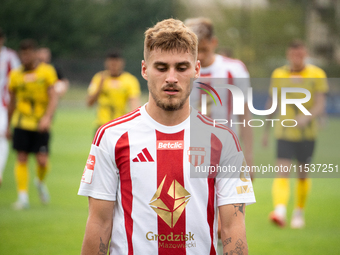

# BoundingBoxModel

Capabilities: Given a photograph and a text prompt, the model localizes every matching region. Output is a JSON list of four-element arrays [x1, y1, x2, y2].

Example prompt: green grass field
[[0, 88, 339, 254]]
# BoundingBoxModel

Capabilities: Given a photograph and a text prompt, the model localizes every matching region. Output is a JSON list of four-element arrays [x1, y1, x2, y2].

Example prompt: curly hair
[[144, 18, 198, 60]]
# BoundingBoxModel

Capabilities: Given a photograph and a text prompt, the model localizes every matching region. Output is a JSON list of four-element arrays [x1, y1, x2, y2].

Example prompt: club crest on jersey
[[149, 176, 191, 228], [187, 147, 205, 167], [82, 154, 95, 184]]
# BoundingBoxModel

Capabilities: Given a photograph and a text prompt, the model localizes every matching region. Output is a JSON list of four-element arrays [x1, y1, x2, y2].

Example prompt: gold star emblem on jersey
[[149, 176, 191, 228]]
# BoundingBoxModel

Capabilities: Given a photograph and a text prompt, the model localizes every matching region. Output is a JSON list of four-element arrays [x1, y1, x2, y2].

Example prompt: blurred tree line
[[179, 0, 339, 79], [0, 0, 175, 88], [1, 0, 338, 89]]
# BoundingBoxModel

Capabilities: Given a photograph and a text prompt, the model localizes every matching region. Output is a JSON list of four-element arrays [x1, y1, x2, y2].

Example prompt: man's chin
[[156, 99, 184, 111]]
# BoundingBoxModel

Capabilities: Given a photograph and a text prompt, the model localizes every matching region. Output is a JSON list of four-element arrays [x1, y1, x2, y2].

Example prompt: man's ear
[[141, 60, 148, 80], [194, 60, 201, 79]]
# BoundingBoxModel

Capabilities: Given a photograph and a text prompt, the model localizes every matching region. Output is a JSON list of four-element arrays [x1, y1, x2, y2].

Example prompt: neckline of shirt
[[140, 103, 196, 133]]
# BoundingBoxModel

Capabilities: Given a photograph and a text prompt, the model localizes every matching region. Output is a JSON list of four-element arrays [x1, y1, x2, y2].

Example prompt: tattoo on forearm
[[98, 237, 108, 255], [224, 239, 245, 255], [223, 237, 232, 247], [233, 203, 245, 216]]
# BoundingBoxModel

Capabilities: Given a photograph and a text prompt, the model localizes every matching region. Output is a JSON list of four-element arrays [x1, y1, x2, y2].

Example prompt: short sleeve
[[215, 132, 255, 207], [46, 65, 58, 87], [88, 73, 101, 95], [216, 151, 255, 206], [126, 75, 141, 98], [78, 133, 119, 201], [314, 68, 328, 94]]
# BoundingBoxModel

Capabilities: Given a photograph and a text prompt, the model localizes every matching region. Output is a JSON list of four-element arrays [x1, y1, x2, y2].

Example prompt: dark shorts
[[13, 128, 50, 154], [277, 139, 315, 163]]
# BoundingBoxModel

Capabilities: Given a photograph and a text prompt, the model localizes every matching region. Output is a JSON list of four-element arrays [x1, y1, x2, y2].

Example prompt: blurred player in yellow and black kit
[[263, 40, 328, 228], [87, 51, 141, 128], [7, 39, 58, 210], [37, 47, 69, 97]]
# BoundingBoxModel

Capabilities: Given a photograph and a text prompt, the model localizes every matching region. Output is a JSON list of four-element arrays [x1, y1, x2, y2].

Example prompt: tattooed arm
[[81, 197, 114, 255], [219, 203, 248, 255]]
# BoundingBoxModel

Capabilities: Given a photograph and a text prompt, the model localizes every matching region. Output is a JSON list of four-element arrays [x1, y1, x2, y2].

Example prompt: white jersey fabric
[[0, 46, 20, 135], [191, 54, 250, 134], [78, 104, 255, 255]]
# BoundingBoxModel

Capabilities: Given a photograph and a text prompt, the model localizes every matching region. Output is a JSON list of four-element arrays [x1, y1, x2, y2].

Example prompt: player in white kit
[[78, 18, 255, 255], [184, 18, 254, 254], [184, 18, 253, 171], [0, 28, 20, 185]]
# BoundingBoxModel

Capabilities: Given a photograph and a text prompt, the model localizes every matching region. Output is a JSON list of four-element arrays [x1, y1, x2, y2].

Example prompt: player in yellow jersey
[[7, 39, 58, 209], [37, 47, 69, 97], [87, 51, 141, 128], [262, 40, 328, 228]]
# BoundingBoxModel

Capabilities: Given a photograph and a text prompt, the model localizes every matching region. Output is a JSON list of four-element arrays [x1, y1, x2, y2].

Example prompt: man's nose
[[165, 67, 178, 84]]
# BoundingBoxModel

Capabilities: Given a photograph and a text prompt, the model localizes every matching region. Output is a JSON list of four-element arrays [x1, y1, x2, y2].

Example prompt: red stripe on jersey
[[207, 134, 222, 255], [1, 85, 7, 107], [137, 152, 146, 162], [199, 113, 242, 151], [93, 108, 140, 145], [93, 109, 141, 146], [207, 178, 215, 255], [142, 148, 154, 162], [200, 73, 212, 78], [202, 114, 241, 152], [209, 134, 223, 178], [197, 114, 241, 152], [227, 71, 233, 123], [156, 130, 186, 255], [199, 113, 241, 152], [7, 60, 12, 76], [115, 132, 134, 255]]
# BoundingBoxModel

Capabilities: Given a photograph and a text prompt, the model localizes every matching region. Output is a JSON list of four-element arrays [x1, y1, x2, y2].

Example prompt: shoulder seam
[[93, 108, 141, 146], [196, 113, 242, 152]]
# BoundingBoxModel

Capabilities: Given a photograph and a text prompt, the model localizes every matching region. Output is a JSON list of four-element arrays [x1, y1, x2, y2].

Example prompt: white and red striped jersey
[[0, 46, 20, 135], [191, 54, 250, 134], [78, 104, 255, 255]]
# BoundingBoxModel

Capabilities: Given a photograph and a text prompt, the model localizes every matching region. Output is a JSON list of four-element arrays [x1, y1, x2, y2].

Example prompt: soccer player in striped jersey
[[184, 18, 253, 169], [78, 18, 255, 255], [0, 28, 20, 186], [184, 18, 254, 254]]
